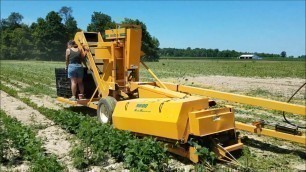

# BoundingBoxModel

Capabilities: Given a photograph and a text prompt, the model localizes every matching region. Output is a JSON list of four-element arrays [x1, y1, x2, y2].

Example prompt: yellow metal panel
[[129, 82, 155, 92], [125, 28, 142, 70], [95, 42, 115, 60], [113, 97, 208, 140], [95, 47, 111, 59], [235, 122, 306, 145], [113, 98, 182, 139], [158, 82, 306, 116], [138, 85, 187, 98], [56, 97, 78, 106], [105, 28, 126, 39], [189, 147, 199, 163], [224, 142, 243, 152], [114, 47, 123, 59], [189, 107, 235, 136], [87, 102, 98, 110], [56, 97, 97, 107]]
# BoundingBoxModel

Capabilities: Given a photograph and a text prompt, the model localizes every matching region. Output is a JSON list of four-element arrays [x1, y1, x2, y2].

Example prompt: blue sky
[[1, 1, 305, 56]]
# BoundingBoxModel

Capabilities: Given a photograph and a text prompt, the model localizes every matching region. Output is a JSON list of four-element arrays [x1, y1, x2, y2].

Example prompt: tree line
[[0, 7, 160, 61], [158, 47, 304, 59]]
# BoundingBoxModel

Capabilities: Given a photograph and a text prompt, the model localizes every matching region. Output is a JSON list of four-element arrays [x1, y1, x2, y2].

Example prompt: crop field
[[0, 59, 305, 171]]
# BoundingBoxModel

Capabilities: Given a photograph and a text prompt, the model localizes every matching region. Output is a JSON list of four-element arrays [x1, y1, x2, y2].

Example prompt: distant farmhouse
[[238, 54, 262, 60]]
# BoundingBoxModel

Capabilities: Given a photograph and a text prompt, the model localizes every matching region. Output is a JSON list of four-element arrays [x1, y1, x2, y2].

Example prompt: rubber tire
[[97, 96, 117, 124]]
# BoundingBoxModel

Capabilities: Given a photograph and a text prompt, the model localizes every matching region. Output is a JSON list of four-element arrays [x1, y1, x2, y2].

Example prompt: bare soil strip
[[2, 80, 63, 109], [0, 81, 21, 91], [25, 94, 62, 110], [1, 163, 29, 172], [0, 91, 53, 126]]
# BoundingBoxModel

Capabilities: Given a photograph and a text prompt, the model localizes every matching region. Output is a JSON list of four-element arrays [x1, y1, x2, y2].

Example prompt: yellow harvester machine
[[57, 25, 306, 163]]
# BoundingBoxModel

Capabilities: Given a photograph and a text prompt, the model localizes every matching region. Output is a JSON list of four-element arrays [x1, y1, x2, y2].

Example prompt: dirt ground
[[164, 75, 306, 99], [1, 75, 305, 171]]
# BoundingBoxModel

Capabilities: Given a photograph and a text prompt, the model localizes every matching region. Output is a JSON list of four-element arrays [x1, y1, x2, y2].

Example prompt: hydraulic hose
[[282, 82, 306, 129]]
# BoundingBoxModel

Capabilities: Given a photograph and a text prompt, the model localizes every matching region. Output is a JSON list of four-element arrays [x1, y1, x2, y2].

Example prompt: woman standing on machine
[[65, 40, 89, 101]]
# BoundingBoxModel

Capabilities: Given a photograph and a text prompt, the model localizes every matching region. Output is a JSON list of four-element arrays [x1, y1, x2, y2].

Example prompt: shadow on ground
[[64, 106, 97, 117], [242, 136, 306, 159]]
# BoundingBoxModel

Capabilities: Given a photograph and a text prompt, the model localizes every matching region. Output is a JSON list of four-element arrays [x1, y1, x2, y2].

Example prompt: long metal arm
[[140, 61, 168, 90], [157, 82, 305, 116], [236, 122, 305, 144]]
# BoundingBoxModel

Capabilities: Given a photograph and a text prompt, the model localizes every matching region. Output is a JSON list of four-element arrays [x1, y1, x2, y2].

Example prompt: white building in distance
[[238, 54, 262, 60]]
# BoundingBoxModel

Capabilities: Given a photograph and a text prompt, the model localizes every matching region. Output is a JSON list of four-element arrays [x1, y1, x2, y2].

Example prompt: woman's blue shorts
[[68, 64, 84, 79]]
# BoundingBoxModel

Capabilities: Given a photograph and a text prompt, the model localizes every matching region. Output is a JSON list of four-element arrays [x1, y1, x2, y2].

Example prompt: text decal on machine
[[134, 104, 151, 112]]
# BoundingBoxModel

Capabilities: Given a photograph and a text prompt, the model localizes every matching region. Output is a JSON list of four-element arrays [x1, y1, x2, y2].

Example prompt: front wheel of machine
[[97, 96, 117, 124]]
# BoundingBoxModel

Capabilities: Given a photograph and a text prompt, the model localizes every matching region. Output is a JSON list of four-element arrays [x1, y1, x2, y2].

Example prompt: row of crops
[[1, 60, 305, 171], [0, 82, 220, 171], [0, 109, 65, 171], [0, 83, 171, 171]]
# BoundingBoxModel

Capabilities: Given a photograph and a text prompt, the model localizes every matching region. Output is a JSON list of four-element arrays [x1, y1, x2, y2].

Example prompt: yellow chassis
[[57, 79, 306, 145], [153, 82, 306, 145]]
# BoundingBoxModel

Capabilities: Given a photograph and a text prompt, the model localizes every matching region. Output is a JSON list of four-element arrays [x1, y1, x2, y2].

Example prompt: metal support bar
[[235, 122, 306, 144], [158, 82, 305, 116], [87, 86, 99, 106], [140, 61, 168, 89]]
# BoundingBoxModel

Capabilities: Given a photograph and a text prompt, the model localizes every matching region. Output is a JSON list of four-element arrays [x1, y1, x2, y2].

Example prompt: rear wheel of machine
[[97, 96, 117, 124]]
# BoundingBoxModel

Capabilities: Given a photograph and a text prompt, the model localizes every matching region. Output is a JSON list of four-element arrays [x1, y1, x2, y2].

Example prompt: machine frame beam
[[235, 122, 306, 144], [157, 82, 305, 116]]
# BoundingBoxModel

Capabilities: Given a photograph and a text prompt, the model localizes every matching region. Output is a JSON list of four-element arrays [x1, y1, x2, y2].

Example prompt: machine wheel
[[97, 96, 117, 124]]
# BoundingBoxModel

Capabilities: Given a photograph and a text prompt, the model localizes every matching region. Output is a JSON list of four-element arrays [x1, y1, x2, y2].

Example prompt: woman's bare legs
[[77, 78, 84, 95], [71, 77, 77, 97]]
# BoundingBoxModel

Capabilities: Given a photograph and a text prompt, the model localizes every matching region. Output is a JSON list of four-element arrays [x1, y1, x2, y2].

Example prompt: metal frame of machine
[[57, 25, 306, 163]]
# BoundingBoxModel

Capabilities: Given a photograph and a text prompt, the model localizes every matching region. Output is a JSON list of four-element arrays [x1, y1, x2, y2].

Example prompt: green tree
[[59, 6, 79, 39], [31, 11, 66, 60], [0, 29, 12, 59], [3, 12, 24, 29], [281, 51, 287, 58], [87, 12, 115, 36], [59, 6, 72, 23], [9, 26, 34, 60], [30, 18, 48, 60], [65, 17, 78, 39], [0, 12, 34, 60], [122, 18, 160, 61]]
